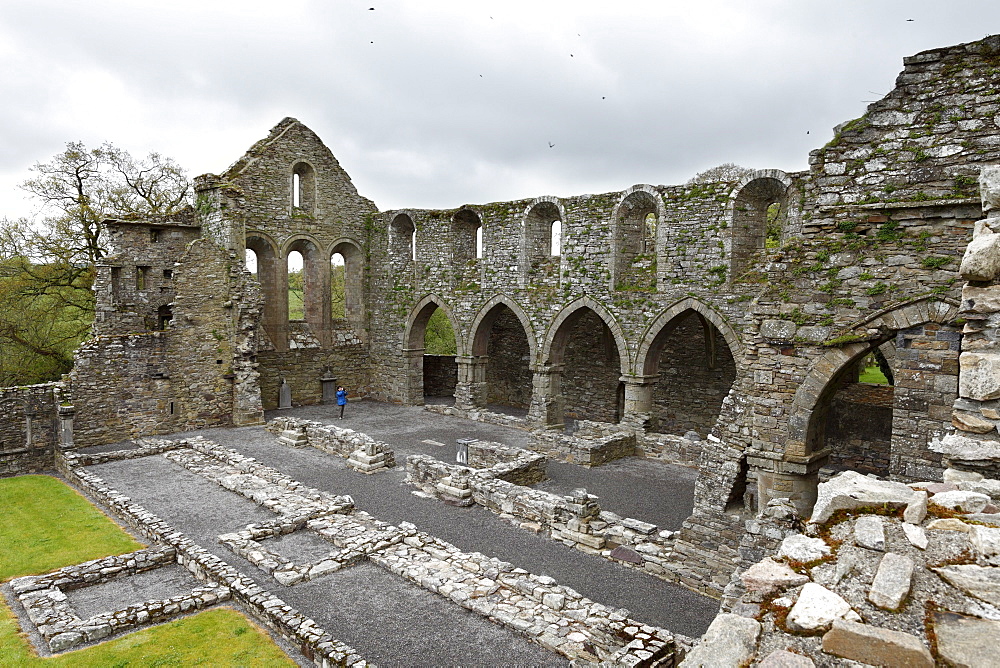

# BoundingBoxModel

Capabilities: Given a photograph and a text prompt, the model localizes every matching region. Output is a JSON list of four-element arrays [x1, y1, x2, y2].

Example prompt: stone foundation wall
[[422, 354, 457, 397], [528, 421, 637, 467], [825, 382, 893, 475], [0, 383, 60, 476], [258, 342, 369, 410], [651, 314, 737, 437]]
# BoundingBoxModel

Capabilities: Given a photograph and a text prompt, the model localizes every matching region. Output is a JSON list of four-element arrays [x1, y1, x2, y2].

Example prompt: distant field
[[859, 366, 889, 385]]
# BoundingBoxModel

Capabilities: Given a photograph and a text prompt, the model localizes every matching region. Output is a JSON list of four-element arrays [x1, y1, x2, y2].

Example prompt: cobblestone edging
[[53, 454, 369, 666], [266, 417, 396, 473], [64, 438, 184, 466], [9, 546, 229, 653]]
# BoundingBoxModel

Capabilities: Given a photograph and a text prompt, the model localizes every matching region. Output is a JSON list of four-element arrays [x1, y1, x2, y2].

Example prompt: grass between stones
[[0, 474, 295, 666]]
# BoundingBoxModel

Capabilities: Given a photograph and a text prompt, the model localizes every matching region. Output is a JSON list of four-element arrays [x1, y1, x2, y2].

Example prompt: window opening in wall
[[291, 162, 315, 213], [150, 228, 160, 242], [292, 173, 301, 208], [411, 230, 417, 261], [157, 305, 172, 330], [475, 225, 483, 259], [245, 248, 258, 277], [162, 269, 172, 279], [765, 202, 782, 248], [111, 267, 121, 300], [169, 401, 175, 415], [136, 266, 149, 290], [330, 252, 345, 319], [550, 220, 561, 256], [287, 250, 304, 320], [644, 213, 657, 253]]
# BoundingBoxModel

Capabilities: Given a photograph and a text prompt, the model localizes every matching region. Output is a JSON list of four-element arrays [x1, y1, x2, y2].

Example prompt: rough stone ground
[[77, 400, 718, 663], [64, 563, 201, 620]]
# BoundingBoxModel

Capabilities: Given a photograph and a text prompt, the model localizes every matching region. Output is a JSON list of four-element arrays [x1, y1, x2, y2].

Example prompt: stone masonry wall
[[484, 308, 532, 408], [825, 382, 893, 476], [423, 355, 457, 398], [258, 344, 369, 410], [0, 383, 60, 476], [562, 311, 622, 423], [651, 313, 737, 437]]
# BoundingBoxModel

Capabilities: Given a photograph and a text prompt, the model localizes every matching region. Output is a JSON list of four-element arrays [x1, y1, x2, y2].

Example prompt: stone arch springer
[[328, 237, 362, 258], [403, 294, 466, 356], [541, 296, 630, 374], [785, 296, 960, 460], [635, 297, 744, 376], [245, 230, 280, 256], [467, 294, 538, 367]]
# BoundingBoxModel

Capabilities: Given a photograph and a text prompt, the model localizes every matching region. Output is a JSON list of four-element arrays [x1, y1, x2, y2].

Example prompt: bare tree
[[687, 162, 754, 184]]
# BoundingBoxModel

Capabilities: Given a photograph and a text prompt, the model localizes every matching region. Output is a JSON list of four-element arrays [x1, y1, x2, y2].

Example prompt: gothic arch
[[786, 297, 960, 459], [542, 296, 630, 374], [636, 298, 744, 376], [403, 294, 466, 356], [468, 295, 538, 365]]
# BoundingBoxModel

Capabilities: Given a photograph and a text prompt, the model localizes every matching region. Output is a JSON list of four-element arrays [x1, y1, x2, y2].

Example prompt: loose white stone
[[868, 553, 914, 610], [970, 525, 1000, 565], [904, 491, 928, 524], [786, 583, 861, 632], [810, 471, 917, 524], [679, 613, 761, 668], [902, 522, 928, 549], [931, 490, 991, 514], [777, 535, 831, 563], [854, 516, 886, 551]]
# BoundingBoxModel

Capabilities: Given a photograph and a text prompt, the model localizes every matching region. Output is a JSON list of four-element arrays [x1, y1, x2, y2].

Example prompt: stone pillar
[[403, 347, 425, 405], [528, 364, 564, 428], [932, 165, 1000, 477], [454, 355, 488, 410], [620, 374, 659, 431], [750, 449, 830, 519], [58, 405, 75, 449], [24, 408, 36, 448]]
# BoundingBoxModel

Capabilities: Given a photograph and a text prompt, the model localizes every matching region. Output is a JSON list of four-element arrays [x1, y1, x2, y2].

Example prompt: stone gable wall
[[0, 383, 60, 476]]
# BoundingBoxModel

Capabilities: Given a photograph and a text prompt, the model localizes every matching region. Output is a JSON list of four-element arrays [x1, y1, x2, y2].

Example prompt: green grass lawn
[[858, 366, 890, 385], [0, 475, 295, 666]]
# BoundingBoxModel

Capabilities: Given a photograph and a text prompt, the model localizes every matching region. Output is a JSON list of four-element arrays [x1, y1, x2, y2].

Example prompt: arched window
[[245, 248, 258, 277], [287, 250, 305, 320], [522, 199, 563, 286], [729, 175, 789, 278], [612, 188, 660, 291], [389, 214, 416, 268], [475, 225, 483, 259], [452, 208, 481, 265], [550, 220, 561, 256], [291, 162, 316, 213], [330, 252, 345, 319]]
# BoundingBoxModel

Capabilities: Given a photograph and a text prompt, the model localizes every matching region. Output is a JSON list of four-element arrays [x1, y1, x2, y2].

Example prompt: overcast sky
[[2, 0, 999, 221]]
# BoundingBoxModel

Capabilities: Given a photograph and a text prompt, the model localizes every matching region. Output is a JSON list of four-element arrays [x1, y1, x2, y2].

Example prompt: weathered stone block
[[868, 553, 914, 610], [960, 352, 1000, 401], [679, 613, 760, 668], [960, 232, 1000, 281], [760, 320, 798, 341], [821, 620, 932, 667]]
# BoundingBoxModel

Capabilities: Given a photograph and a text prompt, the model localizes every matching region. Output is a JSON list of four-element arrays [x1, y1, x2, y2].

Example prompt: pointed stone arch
[[636, 297, 744, 376], [787, 297, 960, 460], [401, 295, 464, 405], [542, 296, 630, 373], [469, 295, 537, 365]]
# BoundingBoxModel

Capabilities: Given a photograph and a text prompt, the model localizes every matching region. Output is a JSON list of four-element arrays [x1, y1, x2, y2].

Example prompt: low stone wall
[[55, 449, 368, 666], [641, 432, 704, 468], [467, 440, 547, 485], [0, 383, 61, 476], [423, 403, 530, 430], [265, 416, 396, 472], [529, 421, 637, 467], [10, 546, 228, 653]]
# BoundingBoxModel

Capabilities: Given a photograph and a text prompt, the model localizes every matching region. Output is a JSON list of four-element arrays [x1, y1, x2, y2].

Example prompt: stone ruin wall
[[0, 383, 61, 475]]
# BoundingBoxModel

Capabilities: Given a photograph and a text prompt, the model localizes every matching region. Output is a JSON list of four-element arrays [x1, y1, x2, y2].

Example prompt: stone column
[[24, 408, 36, 448], [932, 165, 1000, 476], [620, 374, 659, 431], [527, 364, 564, 428], [58, 405, 76, 449], [454, 355, 488, 410], [402, 347, 426, 406], [750, 449, 830, 519]]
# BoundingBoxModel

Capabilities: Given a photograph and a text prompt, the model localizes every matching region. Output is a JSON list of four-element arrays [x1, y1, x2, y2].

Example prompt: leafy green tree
[[424, 308, 457, 355], [0, 142, 190, 385]]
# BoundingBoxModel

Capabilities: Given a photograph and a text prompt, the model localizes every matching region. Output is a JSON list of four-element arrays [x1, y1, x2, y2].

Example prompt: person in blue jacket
[[336, 386, 348, 418]]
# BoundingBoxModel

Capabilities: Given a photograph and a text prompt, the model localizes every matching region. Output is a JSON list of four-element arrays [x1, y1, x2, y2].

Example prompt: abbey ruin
[[4, 34, 1000, 666]]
